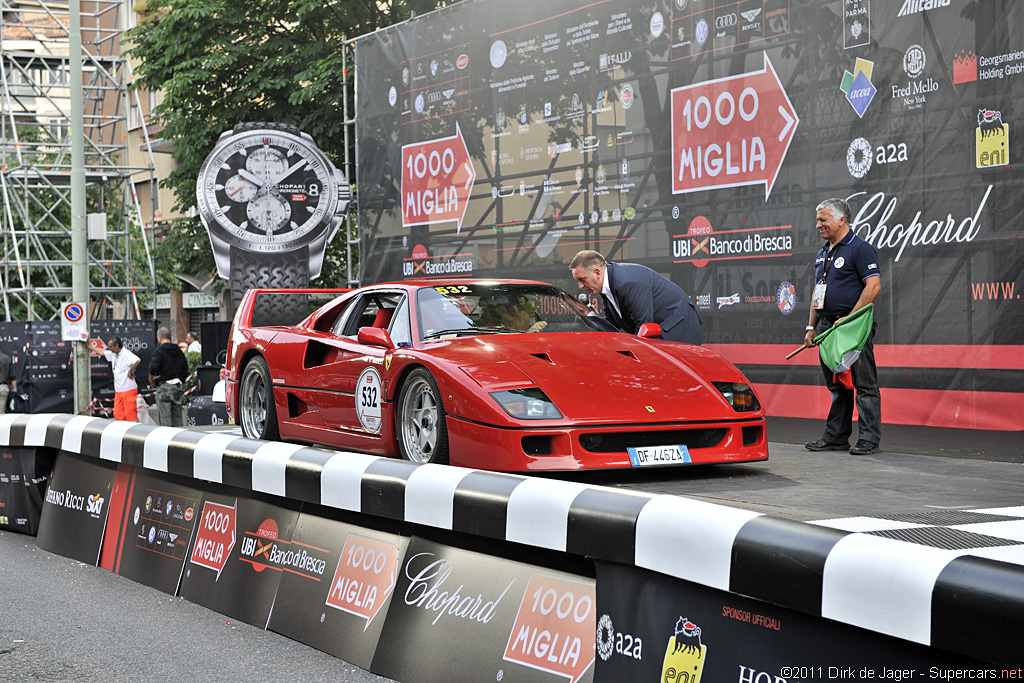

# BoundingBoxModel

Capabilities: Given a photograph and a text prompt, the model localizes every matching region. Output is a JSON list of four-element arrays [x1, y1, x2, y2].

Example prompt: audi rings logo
[[597, 614, 615, 661], [716, 13, 737, 28], [427, 91, 442, 104], [847, 137, 873, 178]]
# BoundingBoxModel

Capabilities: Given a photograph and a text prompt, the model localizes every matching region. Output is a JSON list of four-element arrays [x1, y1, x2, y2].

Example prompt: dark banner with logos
[[0, 320, 157, 414], [35, 450, 116, 564], [0, 446, 53, 535], [99, 465, 204, 595], [354, 0, 1024, 430], [177, 490, 302, 629], [266, 505, 409, 670], [370, 535, 596, 683], [592, 560, 980, 681]]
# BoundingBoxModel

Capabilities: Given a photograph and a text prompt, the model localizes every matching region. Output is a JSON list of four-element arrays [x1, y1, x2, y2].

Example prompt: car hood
[[423, 332, 757, 423]]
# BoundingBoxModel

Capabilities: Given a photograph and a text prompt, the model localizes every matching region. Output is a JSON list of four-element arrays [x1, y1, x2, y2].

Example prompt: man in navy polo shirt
[[802, 198, 882, 455]]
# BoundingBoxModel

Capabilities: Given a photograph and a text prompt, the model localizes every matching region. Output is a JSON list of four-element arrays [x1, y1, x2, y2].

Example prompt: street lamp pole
[[70, 0, 91, 414]]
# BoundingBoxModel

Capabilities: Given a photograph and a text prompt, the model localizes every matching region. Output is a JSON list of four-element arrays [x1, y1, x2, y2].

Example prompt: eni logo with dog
[[661, 617, 706, 683]]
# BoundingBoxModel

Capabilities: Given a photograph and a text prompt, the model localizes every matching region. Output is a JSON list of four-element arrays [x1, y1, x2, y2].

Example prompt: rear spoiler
[[235, 288, 353, 329]]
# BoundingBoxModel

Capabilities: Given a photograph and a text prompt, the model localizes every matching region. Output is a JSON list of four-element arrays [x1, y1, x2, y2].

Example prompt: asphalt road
[[2, 427, 1022, 681], [564, 439, 1024, 520], [0, 531, 394, 683]]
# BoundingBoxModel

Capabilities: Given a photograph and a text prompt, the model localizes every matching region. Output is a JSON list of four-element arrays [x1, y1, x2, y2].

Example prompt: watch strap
[[230, 247, 311, 325], [233, 122, 301, 136]]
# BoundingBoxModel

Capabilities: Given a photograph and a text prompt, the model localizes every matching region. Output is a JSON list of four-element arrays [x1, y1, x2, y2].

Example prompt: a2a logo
[[846, 138, 909, 178], [595, 614, 642, 662]]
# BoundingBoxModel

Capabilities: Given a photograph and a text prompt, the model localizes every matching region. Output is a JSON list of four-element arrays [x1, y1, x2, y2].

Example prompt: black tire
[[396, 368, 449, 465], [239, 356, 280, 441]]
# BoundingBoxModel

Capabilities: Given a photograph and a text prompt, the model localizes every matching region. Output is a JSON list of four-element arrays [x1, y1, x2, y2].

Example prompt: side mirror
[[357, 326, 396, 349], [638, 323, 663, 339]]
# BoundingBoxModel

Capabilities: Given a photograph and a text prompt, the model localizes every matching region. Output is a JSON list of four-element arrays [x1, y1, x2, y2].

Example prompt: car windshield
[[416, 283, 602, 340]]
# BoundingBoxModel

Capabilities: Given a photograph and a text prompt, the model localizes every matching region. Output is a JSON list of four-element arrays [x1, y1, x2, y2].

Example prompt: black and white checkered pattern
[[2, 413, 1020, 664]]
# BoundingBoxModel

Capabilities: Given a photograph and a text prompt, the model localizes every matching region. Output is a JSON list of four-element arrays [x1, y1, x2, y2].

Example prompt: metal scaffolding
[[0, 0, 156, 321]]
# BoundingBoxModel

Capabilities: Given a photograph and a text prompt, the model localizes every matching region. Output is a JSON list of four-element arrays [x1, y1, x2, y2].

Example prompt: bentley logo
[[741, 8, 762, 22]]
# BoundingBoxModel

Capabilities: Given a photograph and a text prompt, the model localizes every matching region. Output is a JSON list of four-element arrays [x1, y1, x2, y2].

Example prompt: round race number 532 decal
[[356, 367, 383, 434]]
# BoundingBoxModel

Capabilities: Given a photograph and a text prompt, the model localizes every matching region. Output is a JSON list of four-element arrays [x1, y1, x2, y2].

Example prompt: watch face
[[197, 128, 341, 253]]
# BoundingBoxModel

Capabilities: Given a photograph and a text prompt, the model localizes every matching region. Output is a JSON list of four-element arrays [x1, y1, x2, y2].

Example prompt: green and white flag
[[814, 303, 874, 390]]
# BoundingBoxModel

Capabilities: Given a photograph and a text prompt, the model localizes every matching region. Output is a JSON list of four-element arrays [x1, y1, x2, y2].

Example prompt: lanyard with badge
[[812, 243, 840, 310]]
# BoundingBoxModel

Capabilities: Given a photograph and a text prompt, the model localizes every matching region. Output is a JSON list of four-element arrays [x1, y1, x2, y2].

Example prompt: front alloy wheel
[[397, 369, 449, 465], [239, 357, 279, 441]]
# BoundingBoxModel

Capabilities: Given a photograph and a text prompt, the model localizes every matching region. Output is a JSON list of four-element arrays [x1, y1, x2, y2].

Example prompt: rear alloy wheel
[[397, 368, 449, 465], [239, 356, 280, 441]]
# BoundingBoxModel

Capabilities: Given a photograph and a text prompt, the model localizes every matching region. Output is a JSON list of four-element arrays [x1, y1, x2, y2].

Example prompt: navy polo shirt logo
[[834, 256, 845, 268]]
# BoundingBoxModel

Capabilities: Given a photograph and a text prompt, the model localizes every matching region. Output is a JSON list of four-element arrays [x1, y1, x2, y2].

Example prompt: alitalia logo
[[898, 0, 950, 17]]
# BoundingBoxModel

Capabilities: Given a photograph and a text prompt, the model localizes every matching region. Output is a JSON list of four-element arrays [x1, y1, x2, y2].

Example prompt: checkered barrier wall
[[2, 412, 1021, 664]]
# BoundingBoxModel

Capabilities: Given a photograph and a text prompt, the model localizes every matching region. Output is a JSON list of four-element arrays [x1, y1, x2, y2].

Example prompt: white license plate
[[627, 444, 692, 467]]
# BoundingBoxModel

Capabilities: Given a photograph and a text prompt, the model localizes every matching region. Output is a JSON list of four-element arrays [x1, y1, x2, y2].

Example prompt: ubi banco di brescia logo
[[673, 215, 792, 268]]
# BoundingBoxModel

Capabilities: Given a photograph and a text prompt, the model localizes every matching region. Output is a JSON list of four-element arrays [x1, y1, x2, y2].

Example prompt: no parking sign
[[61, 302, 88, 341]]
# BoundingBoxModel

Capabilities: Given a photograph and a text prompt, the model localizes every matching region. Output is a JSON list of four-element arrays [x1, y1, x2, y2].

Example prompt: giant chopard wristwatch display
[[196, 122, 352, 306]]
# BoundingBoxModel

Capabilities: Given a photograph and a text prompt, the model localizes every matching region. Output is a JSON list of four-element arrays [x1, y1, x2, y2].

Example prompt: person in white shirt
[[186, 331, 202, 355], [103, 337, 141, 421]]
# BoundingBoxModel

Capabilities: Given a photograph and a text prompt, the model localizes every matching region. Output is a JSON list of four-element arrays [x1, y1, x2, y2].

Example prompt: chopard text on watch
[[197, 127, 343, 256]]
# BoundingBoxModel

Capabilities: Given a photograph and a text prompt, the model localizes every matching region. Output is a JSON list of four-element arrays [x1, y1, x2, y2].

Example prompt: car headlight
[[713, 382, 761, 412], [490, 388, 563, 419]]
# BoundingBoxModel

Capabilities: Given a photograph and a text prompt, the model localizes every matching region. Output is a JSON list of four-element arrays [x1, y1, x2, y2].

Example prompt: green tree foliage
[[127, 0, 447, 288]]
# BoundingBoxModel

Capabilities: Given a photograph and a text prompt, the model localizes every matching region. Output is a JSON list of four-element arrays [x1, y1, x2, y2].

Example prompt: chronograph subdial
[[224, 174, 258, 202], [246, 193, 292, 235], [246, 147, 288, 183]]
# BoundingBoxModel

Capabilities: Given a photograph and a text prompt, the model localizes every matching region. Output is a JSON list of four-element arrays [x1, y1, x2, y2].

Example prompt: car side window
[[328, 299, 357, 336], [389, 297, 411, 346], [338, 293, 403, 338]]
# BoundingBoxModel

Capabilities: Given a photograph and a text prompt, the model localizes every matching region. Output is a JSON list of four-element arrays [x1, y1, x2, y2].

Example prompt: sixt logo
[[976, 109, 1009, 169], [86, 493, 105, 516], [662, 617, 706, 682]]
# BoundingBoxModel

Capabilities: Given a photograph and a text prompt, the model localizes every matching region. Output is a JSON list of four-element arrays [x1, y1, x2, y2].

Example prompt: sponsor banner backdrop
[[102, 466, 204, 595], [35, 450, 116, 565], [0, 320, 157, 414], [178, 491, 302, 629], [592, 561, 981, 682], [0, 446, 54, 535], [267, 506, 409, 670], [371, 535, 596, 683], [355, 0, 1024, 430]]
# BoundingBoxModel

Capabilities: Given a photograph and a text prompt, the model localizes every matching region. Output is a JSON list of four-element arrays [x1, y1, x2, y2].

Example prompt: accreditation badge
[[812, 283, 827, 309]]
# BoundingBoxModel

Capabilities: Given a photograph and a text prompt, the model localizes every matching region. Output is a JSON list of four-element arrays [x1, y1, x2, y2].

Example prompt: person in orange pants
[[103, 337, 141, 421]]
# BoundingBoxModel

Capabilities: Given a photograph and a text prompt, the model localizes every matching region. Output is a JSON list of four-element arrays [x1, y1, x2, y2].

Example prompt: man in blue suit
[[570, 250, 703, 345]]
